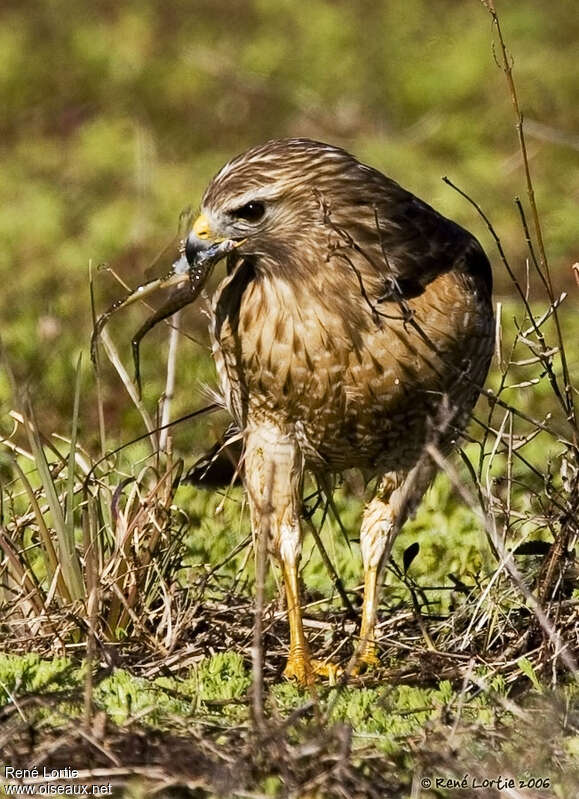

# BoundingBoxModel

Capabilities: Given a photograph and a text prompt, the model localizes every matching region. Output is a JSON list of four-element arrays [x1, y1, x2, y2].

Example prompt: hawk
[[183, 138, 493, 684]]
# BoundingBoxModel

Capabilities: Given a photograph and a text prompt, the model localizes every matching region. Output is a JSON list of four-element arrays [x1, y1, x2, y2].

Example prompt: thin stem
[[481, 0, 576, 435], [159, 309, 182, 452]]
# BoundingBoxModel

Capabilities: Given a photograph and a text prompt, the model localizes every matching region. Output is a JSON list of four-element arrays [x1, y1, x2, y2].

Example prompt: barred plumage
[[185, 138, 494, 683]]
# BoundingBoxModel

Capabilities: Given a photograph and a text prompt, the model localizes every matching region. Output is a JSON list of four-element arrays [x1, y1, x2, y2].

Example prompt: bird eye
[[232, 201, 265, 223]]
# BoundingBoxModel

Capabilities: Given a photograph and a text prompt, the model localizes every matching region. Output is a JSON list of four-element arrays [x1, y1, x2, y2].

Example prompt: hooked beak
[[184, 212, 244, 268]]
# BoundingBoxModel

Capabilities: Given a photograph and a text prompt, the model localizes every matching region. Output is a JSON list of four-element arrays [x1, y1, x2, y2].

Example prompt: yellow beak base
[[192, 213, 211, 240]]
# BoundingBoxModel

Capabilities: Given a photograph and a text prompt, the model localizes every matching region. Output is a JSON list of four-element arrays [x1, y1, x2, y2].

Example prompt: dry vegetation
[[0, 2, 578, 797]]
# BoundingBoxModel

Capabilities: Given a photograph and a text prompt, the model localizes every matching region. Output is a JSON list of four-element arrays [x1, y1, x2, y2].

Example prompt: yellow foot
[[283, 655, 342, 686], [351, 645, 380, 676]]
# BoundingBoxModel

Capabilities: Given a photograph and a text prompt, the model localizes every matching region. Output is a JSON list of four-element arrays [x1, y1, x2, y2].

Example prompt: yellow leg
[[357, 464, 437, 673], [281, 559, 341, 686], [242, 426, 341, 686], [358, 565, 380, 668], [281, 560, 313, 684]]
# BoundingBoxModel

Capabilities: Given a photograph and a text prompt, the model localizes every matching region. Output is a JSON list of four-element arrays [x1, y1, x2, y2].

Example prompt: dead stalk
[[481, 0, 577, 436], [159, 309, 182, 452]]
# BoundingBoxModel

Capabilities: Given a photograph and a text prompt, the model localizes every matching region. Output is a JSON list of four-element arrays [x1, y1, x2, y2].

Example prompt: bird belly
[[212, 270, 493, 473]]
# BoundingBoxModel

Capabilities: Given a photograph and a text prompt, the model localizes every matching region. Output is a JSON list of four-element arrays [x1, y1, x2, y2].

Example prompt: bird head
[[183, 138, 383, 280]]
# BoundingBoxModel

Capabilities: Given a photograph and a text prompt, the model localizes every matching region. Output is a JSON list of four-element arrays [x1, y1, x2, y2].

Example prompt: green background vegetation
[[0, 2, 578, 795]]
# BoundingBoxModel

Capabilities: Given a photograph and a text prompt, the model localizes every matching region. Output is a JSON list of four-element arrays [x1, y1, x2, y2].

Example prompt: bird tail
[[184, 426, 243, 487]]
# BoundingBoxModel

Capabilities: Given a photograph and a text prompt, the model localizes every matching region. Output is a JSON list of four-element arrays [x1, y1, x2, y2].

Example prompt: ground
[[1, 1, 578, 796]]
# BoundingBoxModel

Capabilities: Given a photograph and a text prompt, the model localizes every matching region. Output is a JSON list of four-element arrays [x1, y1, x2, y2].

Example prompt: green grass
[[0, 651, 577, 797], [1, 0, 578, 440], [1, 282, 576, 796], [0, 2, 578, 796]]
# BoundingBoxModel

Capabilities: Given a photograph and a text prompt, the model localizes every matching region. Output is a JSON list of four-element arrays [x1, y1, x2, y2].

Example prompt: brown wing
[[343, 164, 492, 301]]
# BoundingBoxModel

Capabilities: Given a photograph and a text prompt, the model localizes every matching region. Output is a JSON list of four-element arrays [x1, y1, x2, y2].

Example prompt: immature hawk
[[184, 138, 493, 684]]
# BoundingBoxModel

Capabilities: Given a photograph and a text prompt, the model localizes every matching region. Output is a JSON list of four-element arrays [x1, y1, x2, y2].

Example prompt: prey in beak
[[91, 220, 241, 397]]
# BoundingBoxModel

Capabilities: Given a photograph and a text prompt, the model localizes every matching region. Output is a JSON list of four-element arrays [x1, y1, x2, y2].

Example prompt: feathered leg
[[244, 425, 337, 685], [358, 460, 436, 667]]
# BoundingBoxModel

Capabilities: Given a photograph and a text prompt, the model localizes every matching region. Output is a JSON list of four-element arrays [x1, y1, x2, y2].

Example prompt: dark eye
[[232, 201, 265, 223]]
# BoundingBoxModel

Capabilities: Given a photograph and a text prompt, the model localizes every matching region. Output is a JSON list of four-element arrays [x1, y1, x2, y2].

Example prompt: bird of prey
[[183, 138, 494, 684]]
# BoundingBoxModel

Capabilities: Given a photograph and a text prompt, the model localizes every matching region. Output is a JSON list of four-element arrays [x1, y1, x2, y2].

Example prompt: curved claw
[[284, 655, 342, 686]]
